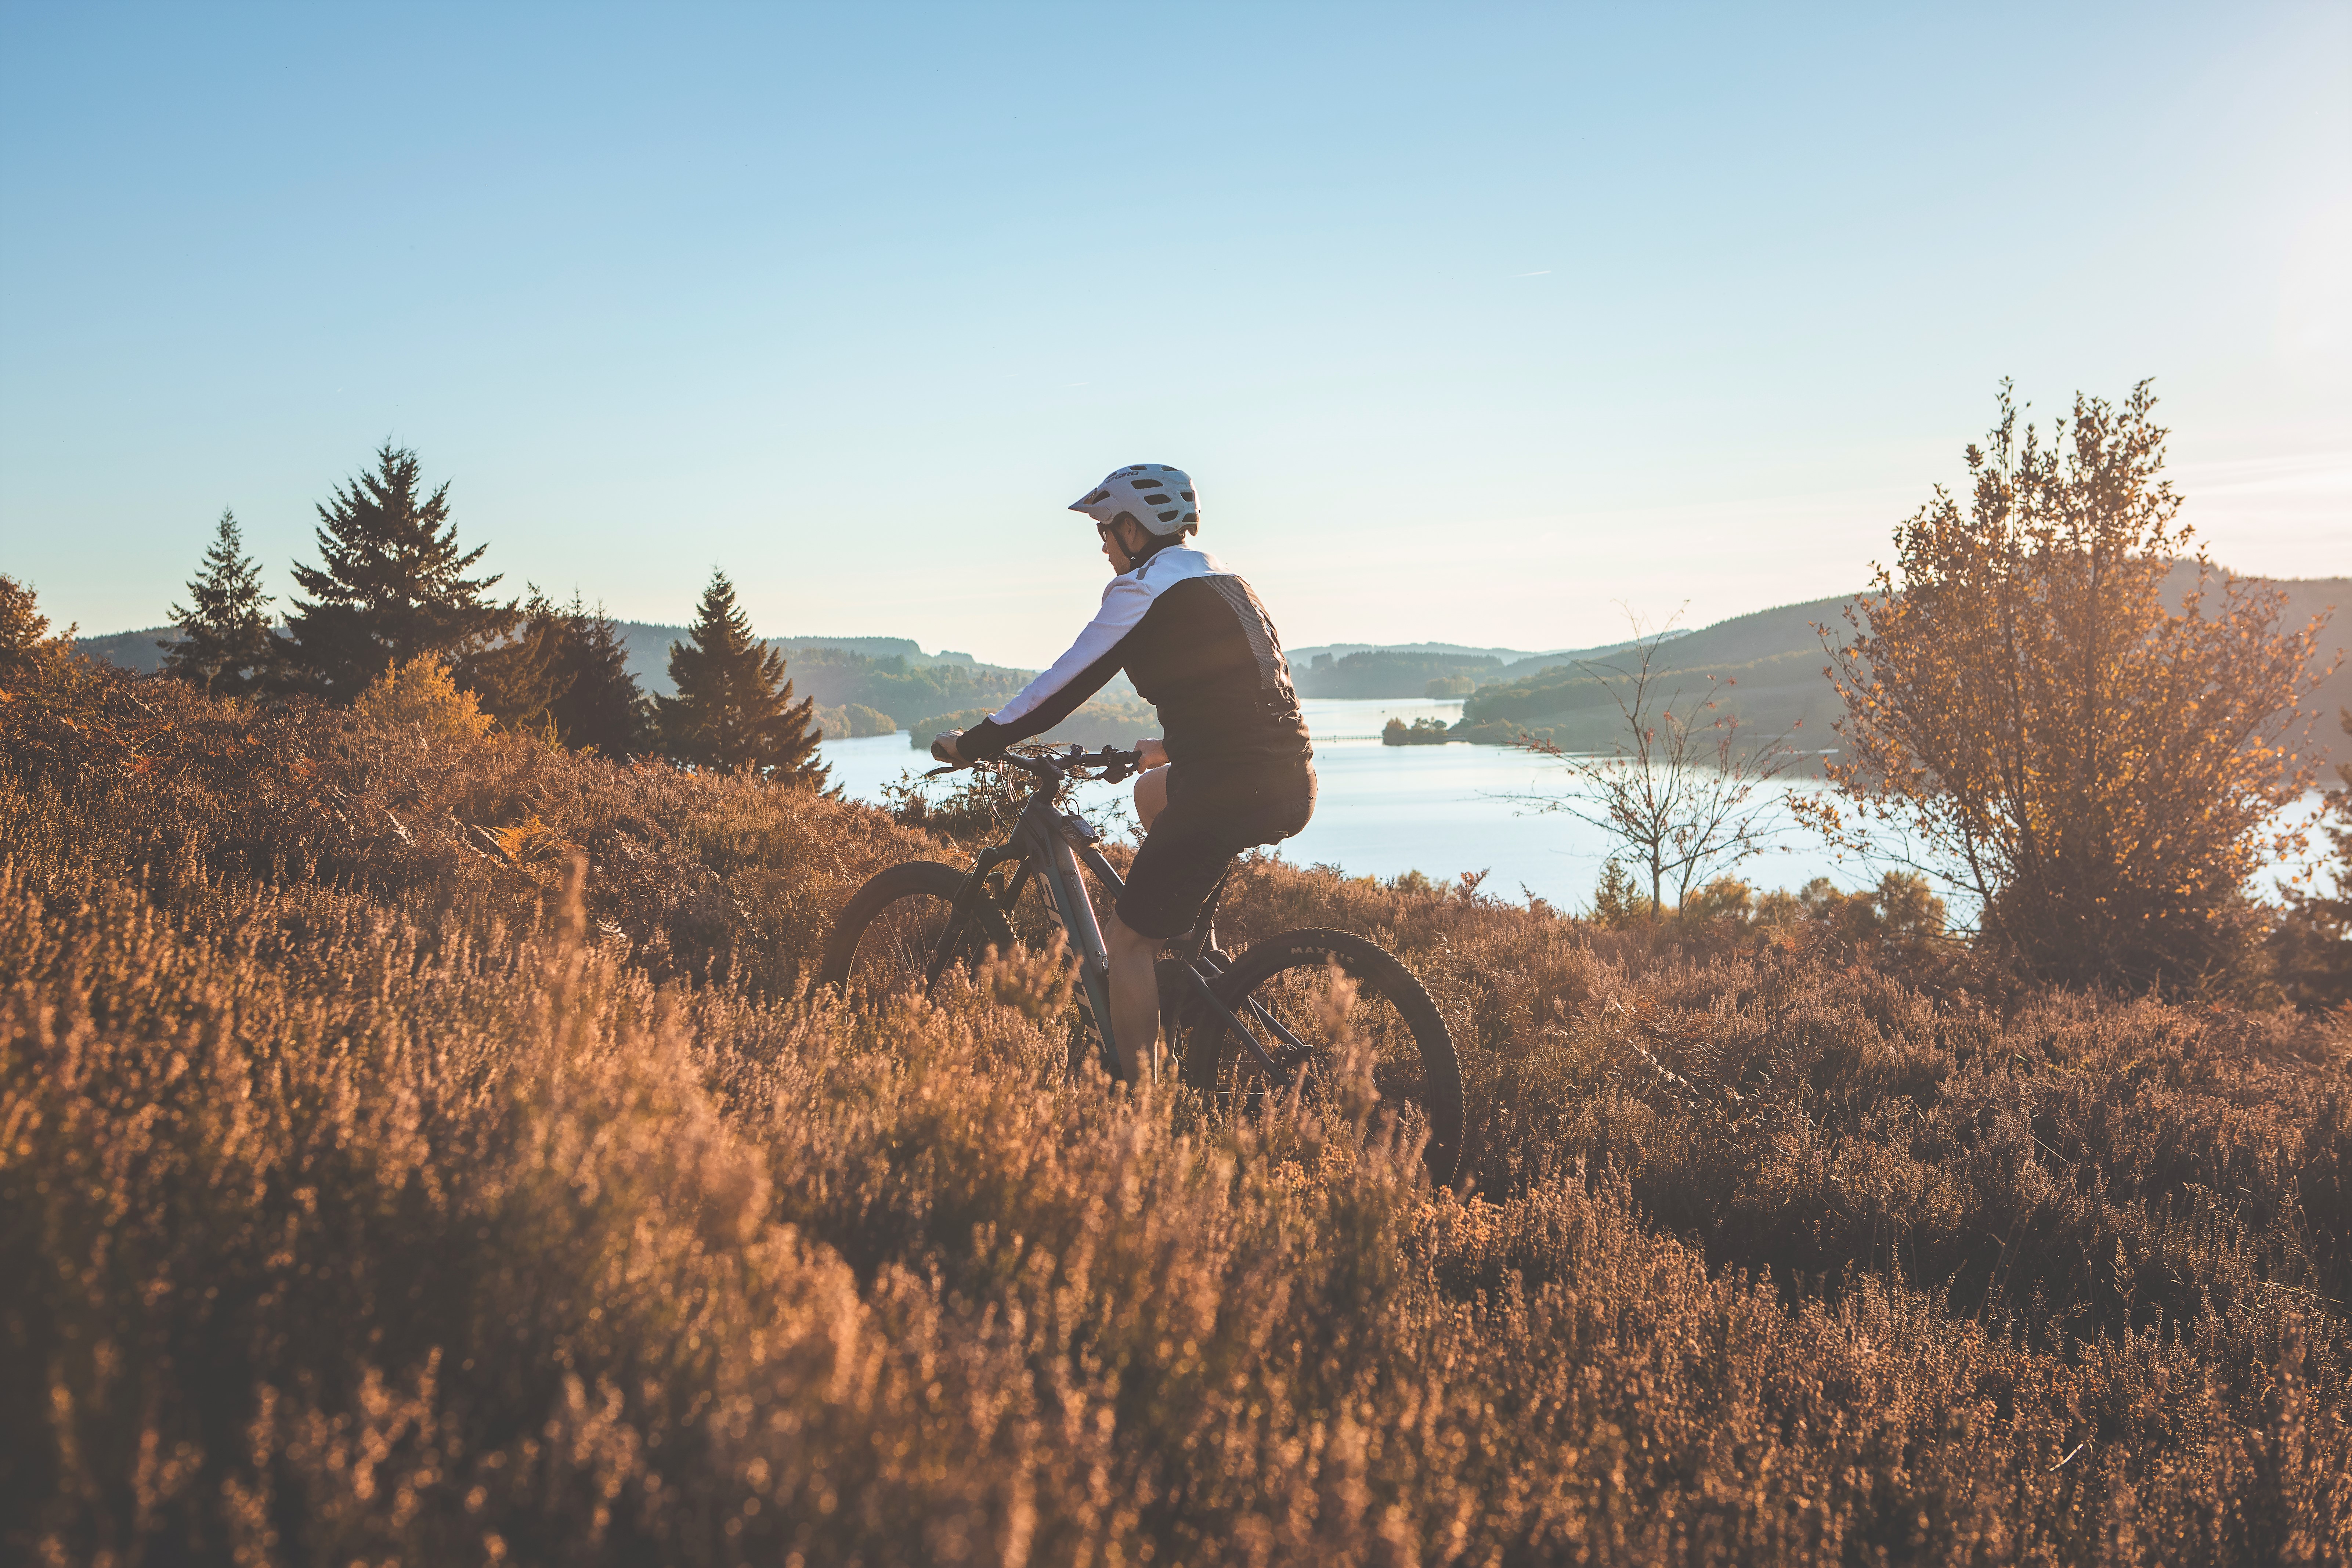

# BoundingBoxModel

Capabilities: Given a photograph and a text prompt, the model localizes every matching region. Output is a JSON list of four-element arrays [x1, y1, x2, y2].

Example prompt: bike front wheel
[[820, 860, 1020, 1004], [1180, 927, 1464, 1187]]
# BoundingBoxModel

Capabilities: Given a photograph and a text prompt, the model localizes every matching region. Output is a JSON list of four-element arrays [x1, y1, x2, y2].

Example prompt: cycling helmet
[[1069, 463, 1197, 536]]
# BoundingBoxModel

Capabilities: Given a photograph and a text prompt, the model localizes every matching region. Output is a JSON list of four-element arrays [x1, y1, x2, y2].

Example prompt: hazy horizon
[[6, 3, 2347, 668]]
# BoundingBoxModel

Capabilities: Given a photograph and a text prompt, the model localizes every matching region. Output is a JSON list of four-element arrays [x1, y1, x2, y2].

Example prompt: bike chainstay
[[1170, 958, 1314, 1081], [1184, 946, 1315, 1076], [1239, 991, 1318, 1074]]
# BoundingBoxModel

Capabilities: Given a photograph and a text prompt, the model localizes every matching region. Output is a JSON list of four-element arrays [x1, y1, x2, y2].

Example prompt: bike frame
[[929, 749, 1316, 1085]]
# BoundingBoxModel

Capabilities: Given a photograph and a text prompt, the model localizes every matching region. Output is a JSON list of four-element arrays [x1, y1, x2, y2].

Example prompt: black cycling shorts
[[1116, 755, 1316, 939]]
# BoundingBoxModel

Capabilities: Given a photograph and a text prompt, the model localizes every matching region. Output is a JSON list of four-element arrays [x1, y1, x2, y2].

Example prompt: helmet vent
[[1156, 508, 1181, 523]]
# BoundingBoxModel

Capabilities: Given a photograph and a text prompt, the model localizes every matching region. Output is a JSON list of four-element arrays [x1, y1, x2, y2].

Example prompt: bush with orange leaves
[[350, 651, 498, 745], [4, 585, 2350, 1563], [1804, 382, 2329, 994]]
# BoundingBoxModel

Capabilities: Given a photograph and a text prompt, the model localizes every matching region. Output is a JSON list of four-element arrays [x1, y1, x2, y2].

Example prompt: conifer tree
[[162, 510, 281, 696], [463, 589, 573, 732], [282, 443, 517, 702], [547, 592, 651, 757], [654, 570, 828, 787]]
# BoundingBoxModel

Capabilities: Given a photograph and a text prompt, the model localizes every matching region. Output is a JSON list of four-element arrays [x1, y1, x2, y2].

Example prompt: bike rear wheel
[[821, 861, 1020, 1003], [1179, 927, 1464, 1186]]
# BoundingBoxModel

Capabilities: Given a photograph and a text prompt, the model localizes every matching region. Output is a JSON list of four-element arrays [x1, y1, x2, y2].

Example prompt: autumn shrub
[[4, 640, 2350, 1563], [0, 651, 928, 997], [1809, 382, 2326, 994], [0, 572, 73, 686], [351, 651, 496, 745]]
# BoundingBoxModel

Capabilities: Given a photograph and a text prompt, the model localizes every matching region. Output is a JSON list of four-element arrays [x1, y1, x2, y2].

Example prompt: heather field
[[5, 659, 2349, 1565]]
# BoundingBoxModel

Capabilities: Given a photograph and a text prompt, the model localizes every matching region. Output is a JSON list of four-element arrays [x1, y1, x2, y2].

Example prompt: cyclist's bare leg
[[1112, 739, 1173, 1079], [1133, 765, 1170, 830], [1104, 910, 1161, 1082]]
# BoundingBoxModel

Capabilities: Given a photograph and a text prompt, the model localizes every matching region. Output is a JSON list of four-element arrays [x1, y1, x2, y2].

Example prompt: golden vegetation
[[351, 653, 498, 746], [1809, 383, 2327, 990], [4, 599, 2349, 1562]]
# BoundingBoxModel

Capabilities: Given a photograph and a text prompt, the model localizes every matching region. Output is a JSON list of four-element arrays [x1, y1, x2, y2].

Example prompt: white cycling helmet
[[1069, 463, 1197, 536]]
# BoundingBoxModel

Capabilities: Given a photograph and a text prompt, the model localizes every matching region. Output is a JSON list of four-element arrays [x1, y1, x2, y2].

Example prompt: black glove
[[951, 719, 1010, 761]]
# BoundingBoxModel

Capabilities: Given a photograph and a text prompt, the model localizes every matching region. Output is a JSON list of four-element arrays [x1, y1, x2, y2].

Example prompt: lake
[[819, 697, 1874, 910], [822, 697, 2335, 915]]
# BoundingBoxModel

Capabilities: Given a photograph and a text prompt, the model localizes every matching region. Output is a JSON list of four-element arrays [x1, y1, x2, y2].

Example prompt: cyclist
[[932, 464, 1315, 1082]]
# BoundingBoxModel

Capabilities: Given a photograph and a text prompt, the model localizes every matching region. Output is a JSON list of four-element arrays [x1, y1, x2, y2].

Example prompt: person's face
[[1097, 518, 1147, 573]]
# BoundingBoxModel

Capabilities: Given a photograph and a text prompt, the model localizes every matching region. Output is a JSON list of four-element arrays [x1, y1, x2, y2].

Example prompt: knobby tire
[[1180, 926, 1464, 1187], [820, 860, 1021, 999]]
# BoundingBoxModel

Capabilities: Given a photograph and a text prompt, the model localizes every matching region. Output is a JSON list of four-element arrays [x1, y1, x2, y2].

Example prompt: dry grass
[[4, 662, 2348, 1564]]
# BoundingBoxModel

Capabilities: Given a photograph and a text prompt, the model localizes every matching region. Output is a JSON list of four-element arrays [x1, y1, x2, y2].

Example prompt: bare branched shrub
[[1516, 612, 1800, 914]]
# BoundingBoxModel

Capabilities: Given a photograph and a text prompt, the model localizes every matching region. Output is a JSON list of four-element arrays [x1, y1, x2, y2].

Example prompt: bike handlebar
[[925, 744, 1144, 785]]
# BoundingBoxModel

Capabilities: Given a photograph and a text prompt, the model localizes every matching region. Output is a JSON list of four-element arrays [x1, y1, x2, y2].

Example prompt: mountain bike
[[821, 745, 1465, 1185]]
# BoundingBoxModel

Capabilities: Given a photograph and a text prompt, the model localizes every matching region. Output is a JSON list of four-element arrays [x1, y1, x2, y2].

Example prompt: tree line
[[1296, 648, 1498, 701], [160, 442, 828, 788]]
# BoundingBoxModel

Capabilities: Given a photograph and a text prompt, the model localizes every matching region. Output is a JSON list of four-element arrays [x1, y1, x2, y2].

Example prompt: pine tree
[[654, 570, 828, 787], [547, 592, 651, 757], [463, 589, 573, 732], [162, 510, 280, 696], [282, 443, 517, 702]]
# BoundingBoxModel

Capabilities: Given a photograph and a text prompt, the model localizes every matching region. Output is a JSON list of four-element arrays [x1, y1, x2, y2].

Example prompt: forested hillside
[[1286, 637, 1660, 697], [1296, 648, 1500, 698], [605, 624, 996, 701], [1457, 595, 1856, 751], [79, 621, 1029, 722], [73, 570, 2347, 762], [67, 625, 181, 673], [1459, 574, 2351, 766]]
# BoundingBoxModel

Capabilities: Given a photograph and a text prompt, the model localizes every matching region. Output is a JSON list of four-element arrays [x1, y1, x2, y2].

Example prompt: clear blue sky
[[4, 2, 2346, 666]]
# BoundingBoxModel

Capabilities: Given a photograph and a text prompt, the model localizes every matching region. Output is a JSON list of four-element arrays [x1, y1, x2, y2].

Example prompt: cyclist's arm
[[956, 575, 1150, 758]]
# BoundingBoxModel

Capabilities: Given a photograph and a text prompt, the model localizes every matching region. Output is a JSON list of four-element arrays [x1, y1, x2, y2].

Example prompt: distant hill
[[1288, 639, 1580, 668], [1459, 574, 2351, 771], [1289, 633, 1688, 698], [76, 621, 1016, 707], [1279, 639, 1665, 686], [68, 571, 2348, 765], [606, 623, 1008, 701], [2255, 576, 2352, 769], [1458, 595, 1858, 757], [1296, 649, 1503, 699], [72, 626, 182, 675]]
